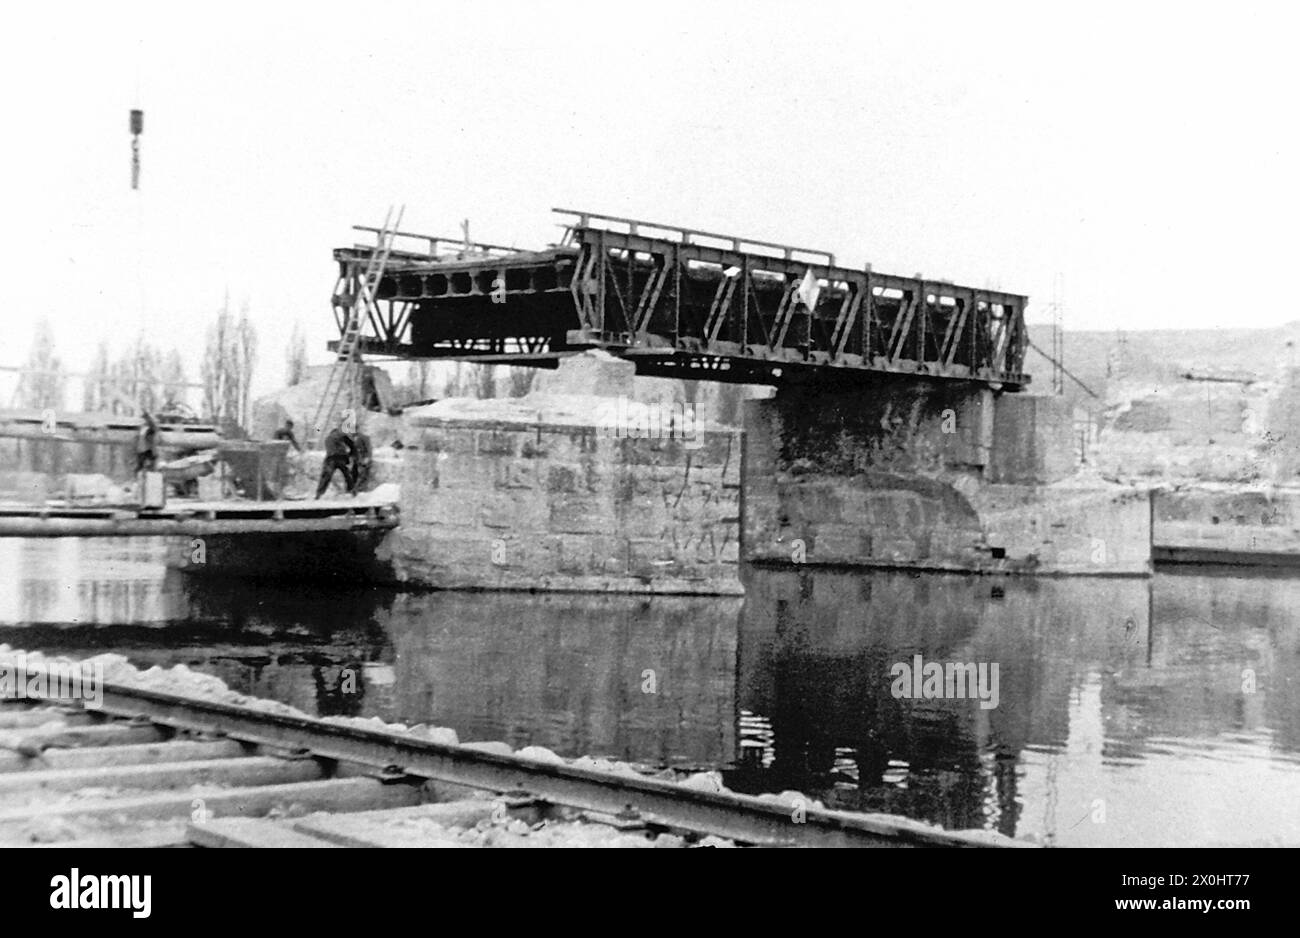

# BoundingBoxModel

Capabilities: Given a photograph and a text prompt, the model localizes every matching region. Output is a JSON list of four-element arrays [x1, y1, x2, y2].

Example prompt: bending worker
[[135, 411, 159, 474], [315, 419, 356, 499], [350, 421, 373, 494], [273, 418, 302, 452]]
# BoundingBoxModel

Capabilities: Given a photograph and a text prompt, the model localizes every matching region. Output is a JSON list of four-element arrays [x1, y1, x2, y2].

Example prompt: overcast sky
[[2, 1, 1296, 395]]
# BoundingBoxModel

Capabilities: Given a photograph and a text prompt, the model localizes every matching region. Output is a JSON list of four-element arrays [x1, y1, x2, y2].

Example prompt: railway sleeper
[[0, 777, 426, 844]]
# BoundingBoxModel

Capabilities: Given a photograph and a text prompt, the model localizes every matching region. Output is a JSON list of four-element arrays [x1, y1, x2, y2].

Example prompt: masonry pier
[[739, 382, 1150, 576], [382, 357, 743, 594]]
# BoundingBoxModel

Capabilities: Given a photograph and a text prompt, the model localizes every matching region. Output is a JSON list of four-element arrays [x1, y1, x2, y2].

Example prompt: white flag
[[796, 268, 822, 311]]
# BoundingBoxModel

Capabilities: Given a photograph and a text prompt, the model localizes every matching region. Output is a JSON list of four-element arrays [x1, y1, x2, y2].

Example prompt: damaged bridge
[[323, 209, 1147, 585], [330, 209, 1030, 390]]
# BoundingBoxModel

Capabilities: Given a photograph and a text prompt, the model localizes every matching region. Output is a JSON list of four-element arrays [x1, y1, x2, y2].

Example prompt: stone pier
[[383, 356, 744, 594], [741, 382, 1152, 575]]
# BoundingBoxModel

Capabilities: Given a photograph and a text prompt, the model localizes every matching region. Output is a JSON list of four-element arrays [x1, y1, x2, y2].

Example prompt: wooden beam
[[0, 708, 93, 729], [0, 756, 324, 798], [187, 817, 343, 849], [290, 800, 498, 848], [0, 739, 247, 774], [0, 778, 424, 833], [9, 723, 169, 753], [25, 826, 192, 849]]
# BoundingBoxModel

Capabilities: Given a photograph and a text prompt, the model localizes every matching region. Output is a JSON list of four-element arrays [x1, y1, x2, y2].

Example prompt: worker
[[273, 418, 302, 452], [315, 420, 356, 499], [135, 411, 159, 473], [349, 420, 373, 494]]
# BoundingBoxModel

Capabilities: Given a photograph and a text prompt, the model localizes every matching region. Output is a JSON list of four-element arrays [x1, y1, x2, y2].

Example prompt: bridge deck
[[332, 209, 1031, 389]]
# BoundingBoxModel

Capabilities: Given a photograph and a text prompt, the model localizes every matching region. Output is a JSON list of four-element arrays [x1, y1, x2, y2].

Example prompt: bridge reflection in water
[[1, 537, 1298, 846]]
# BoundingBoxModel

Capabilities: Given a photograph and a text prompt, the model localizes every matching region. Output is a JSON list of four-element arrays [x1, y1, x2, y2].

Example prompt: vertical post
[[917, 279, 928, 366], [129, 109, 143, 191], [863, 269, 873, 360], [740, 256, 750, 349], [595, 229, 606, 336], [671, 245, 681, 345]]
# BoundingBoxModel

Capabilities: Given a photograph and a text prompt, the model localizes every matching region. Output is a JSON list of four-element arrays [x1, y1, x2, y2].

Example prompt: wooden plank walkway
[[0, 496, 399, 538]]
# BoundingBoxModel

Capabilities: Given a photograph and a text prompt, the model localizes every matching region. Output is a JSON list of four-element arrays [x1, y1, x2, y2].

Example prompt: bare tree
[[235, 302, 258, 429], [201, 294, 257, 432], [202, 297, 233, 421], [507, 366, 537, 397], [443, 361, 465, 397], [160, 349, 187, 409], [117, 335, 164, 414], [286, 320, 307, 387], [406, 360, 432, 400], [83, 340, 112, 412], [106, 357, 129, 415], [469, 363, 496, 399], [18, 318, 65, 411]]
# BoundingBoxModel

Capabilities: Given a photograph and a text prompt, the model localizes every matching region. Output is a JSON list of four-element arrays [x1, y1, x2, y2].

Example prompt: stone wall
[[744, 381, 994, 478], [974, 484, 1152, 575], [1092, 379, 1269, 483], [384, 405, 743, 594], [1153, 485, 1300, 560]]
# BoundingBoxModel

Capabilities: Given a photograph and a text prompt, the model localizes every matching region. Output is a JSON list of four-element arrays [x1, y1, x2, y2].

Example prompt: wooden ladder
[[310, 206, 405, 442]]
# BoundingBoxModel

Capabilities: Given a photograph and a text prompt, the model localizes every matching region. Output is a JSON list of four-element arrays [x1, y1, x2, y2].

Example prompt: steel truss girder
[[330, 220, 1031, 389]]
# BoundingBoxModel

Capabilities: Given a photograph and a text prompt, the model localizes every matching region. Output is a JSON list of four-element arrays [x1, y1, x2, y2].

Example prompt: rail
[[554, 207, 836, 266], [351, 225, 521, 258]]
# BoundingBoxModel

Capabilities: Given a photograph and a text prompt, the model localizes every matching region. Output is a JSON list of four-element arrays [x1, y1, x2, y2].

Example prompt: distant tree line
[[16, 300, 261, 434], [83, 338, 187, 415], [400, 361, 537, 401], [393, 360, 537, 403]]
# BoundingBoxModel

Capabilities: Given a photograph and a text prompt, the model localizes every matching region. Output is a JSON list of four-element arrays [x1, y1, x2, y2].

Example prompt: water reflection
[[1, 537, 1298, 845], [729, 568, 1300, 845]]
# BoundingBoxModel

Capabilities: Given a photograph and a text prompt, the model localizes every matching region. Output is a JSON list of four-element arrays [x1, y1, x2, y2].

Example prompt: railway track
[[0, 667, 1028, 848]]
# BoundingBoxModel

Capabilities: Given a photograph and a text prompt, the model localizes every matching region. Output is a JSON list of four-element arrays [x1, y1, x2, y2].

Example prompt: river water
[[1, 536, 1298, 847]]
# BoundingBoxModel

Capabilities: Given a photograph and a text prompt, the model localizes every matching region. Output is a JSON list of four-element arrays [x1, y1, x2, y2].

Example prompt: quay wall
[[1153, 485, 1300, 561]]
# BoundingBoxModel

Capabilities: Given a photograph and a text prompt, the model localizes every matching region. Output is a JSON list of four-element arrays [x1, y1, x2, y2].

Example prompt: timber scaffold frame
[[330, 209, 1030, 390]]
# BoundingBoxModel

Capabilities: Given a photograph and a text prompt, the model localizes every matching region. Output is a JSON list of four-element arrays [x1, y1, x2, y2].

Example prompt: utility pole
[[129, 109, 143, 190]]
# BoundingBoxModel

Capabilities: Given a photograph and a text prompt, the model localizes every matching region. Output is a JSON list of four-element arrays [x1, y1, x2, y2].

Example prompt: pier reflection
[[727, 567, 1300, 845], [2, 537, 1299, 845]]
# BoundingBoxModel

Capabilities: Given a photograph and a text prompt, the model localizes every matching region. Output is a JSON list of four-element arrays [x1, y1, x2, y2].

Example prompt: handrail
[[351, 225, 520, 257], [553, 207, 836, 267]]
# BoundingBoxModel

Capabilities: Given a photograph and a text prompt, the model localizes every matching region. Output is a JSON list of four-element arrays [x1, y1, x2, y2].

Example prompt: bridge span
[[330, 209, 1031, 390]]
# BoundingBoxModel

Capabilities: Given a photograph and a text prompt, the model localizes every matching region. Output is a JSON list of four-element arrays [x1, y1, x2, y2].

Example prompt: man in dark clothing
[[135, 411, 159, 473], [315, 423, 356, 499], [349, 427, 373, 494], [273, 419, 302, 452]]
